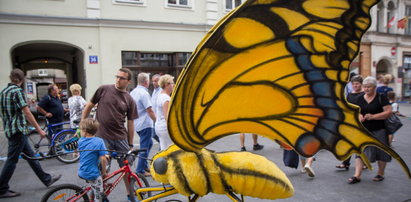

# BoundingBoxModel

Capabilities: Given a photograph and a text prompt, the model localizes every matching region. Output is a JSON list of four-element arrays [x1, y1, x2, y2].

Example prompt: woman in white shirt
[[154, 74, 175, 150], [68, 84, 87, 128]]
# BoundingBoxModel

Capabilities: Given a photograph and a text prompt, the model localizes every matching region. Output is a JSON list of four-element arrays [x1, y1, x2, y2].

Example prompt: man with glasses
[[82, 68, 138, 200]]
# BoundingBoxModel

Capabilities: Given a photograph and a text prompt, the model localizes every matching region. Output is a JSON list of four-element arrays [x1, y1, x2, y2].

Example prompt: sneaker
[[304, 165, 315, 177], [45, 174, 62, 187], [0, 190, 21, 198], [253, 144, 264, 151], [240, 146, 246, 151], [300, 168, 306, 173]]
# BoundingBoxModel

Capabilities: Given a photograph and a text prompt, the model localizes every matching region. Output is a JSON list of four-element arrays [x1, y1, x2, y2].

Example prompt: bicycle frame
[[103, 160, 144, 197], [136, 184, 178, 202], [65, 155, 145, 201], [65, 186, 92, 202], [47, 121, 76, 146]]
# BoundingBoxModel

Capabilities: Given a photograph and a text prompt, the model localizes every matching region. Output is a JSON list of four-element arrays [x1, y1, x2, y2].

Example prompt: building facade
[[1, 0, 411, 100]]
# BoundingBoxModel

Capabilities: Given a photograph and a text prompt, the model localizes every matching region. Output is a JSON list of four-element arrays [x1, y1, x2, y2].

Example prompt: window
[[176, 52, 191, 66], [376, 2, 384, 32], [406, 6, 411, 35], [167, 0, 191, 8], [115, 0, 144, 4], [38, 69, 48, 76], [122, 51, 139, 66], [225, 0, 243, 11], [113, 0, 145, 6], [404, 55, 411, 69], [387, 1, 396, 33], [140, 53, 173, 67]]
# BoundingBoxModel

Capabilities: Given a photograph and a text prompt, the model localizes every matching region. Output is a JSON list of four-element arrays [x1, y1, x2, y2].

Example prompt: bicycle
[[41, 148, 151, 202], [27, 116, 80, 164]]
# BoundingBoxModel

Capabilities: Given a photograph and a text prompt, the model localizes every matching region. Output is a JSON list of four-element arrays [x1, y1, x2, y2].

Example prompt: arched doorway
[[11, 42, 85, 103], [376, 58, 392, 76]]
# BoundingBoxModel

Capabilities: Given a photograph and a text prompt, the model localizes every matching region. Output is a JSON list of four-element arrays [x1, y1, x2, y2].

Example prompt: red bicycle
[[41, 148, 151, 202]]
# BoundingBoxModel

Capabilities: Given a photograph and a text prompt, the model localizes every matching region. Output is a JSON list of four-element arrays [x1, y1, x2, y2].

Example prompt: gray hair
[[362, 76, 377, 86], [137, 72, 150, 85]]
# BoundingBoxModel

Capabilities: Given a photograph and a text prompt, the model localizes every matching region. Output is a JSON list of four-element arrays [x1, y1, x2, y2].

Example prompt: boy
[[78, 118, 108, 202]]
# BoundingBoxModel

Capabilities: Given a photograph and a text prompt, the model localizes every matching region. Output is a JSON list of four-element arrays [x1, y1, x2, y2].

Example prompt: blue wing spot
[[319, 119, 339, 131], [325, 109, 343, 120], [316, 97, 338, 108], [306, 70, 326, 81], [286, 38, 309, 55], [315, 128, 339, 147], [312, 82, 333, 97]]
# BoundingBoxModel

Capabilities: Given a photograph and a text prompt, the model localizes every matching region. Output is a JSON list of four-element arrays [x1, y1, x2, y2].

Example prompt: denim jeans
[[0, 133, 52, 194], [136, 128, 153, 174]]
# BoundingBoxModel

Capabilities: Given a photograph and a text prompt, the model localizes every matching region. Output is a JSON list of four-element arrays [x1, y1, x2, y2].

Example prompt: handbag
[[283, 149, 299, 169], [385, 114, 403, 134], [377, 93, 403, 134]]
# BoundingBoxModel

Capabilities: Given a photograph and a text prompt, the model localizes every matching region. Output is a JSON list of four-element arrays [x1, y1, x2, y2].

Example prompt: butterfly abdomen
[[151, 145, 294, 200]]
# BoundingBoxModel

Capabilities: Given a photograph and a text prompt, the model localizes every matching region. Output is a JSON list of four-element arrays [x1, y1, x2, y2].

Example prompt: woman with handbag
[[348, 76, 393, 184]]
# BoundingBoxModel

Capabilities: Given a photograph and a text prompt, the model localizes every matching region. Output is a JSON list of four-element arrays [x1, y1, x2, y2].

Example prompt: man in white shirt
[[151, 74, 161, 143], [130, 73, 156, 177]]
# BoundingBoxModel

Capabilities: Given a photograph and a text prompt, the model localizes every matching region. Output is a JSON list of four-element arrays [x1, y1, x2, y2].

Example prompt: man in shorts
[[82, 68, 138, 200]]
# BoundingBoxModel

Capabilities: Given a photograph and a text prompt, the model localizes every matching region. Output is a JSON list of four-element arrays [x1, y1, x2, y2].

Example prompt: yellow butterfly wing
[[168, 0, 411, 177]]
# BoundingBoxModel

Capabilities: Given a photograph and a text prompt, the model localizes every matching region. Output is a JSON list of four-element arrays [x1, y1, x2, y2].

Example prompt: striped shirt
[[0, 83, 29, 137]]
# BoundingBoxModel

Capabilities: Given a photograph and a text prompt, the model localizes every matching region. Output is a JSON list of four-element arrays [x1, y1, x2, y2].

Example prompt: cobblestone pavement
[[1, 104, 411, 202]]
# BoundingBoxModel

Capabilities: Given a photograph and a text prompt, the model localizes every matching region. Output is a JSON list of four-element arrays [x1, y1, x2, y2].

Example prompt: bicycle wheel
[[129, 173, 151, 202], [41, 184, 89, 202], [52, 130, 80, 164], [27, 129, 50, 156]]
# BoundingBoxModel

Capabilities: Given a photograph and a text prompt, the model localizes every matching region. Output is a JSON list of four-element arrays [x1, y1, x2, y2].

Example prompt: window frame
[[224, 0, 244, 12], [165, 0, 193, 9], [405, 6, 411, 35], [113, 0, 146, 6]]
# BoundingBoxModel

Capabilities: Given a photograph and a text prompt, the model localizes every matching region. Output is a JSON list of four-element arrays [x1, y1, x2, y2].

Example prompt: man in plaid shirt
[[0, 69, 61, 198]]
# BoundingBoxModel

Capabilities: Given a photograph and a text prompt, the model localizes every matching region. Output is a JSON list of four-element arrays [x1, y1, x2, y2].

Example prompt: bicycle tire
[[129, 173, 151, 202], [27, 129, 50, 156], [52, 130, 80, 164], [41, 183, 89, 202]]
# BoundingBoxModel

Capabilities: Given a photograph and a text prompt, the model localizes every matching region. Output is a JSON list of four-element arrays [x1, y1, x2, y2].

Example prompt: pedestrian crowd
[[0, 69, 405, 200]]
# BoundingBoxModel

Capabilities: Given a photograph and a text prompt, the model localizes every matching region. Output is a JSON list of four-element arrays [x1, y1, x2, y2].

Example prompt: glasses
[[115, 75, 128, 81]]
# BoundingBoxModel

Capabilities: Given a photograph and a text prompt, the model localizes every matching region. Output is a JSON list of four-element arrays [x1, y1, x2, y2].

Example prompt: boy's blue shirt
[[78, 136, 108, 180]]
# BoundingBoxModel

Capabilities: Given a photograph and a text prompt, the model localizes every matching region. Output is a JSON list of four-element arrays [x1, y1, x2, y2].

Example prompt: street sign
[[391, 47, 396, 56], [89, 55, 98, 64]]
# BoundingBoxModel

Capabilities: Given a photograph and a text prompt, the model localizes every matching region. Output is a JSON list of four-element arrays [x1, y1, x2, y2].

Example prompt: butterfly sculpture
[[166, 0, 411, 178]]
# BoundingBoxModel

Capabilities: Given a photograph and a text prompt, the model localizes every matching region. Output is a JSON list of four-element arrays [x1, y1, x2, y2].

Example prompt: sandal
[[336, 164, 349, 170], [373, 175, 384, 182], [348, 176, 361, 184]]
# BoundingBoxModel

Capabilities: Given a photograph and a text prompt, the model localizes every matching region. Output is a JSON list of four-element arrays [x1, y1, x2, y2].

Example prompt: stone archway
[[376, 58, 392, 75], [11, 41, 85, 102]]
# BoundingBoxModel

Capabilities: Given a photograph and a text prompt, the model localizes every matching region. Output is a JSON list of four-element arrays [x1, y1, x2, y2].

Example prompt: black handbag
[[377, 93, 403, 134], [385, 114, 403, 134], [283, 149, 299, 169]]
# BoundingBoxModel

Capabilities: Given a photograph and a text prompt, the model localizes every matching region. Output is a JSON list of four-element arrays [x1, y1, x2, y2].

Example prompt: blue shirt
[[37, 94, 64, 124], [376, 86, 393, 97], [78, 137, 108, 180], [130, 85, 153, 131]]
